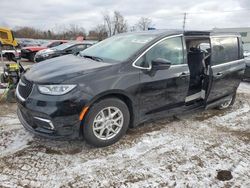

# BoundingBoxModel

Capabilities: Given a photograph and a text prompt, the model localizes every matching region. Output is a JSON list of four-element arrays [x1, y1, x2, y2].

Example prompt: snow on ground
[[238, 82, 250, 94], [0, 82, 250, 187]]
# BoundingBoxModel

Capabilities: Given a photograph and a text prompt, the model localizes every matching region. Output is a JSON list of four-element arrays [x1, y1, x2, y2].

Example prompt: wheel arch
[[84, 90, 137, 128]]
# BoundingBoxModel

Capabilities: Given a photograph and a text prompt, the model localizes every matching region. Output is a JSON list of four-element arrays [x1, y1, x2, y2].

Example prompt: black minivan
[[16, 30, 245, 147]]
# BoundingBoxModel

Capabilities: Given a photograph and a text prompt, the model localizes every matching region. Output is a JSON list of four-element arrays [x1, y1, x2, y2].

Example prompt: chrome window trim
[[211, 59, 245, 68], [210, 35, 241, 38], [132, 34, 184, 70]]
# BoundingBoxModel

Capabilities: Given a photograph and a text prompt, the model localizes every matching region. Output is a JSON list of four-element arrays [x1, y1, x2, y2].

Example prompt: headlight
[[38, 85, 76, 95]]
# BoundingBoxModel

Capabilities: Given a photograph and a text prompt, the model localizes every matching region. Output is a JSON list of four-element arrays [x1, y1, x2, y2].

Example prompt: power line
[[185, 8, 250, 15], [158, 8, 250, 16]]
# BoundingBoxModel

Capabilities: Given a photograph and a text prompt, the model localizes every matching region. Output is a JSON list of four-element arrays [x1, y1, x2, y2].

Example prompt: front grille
[[18, 76, 33, 100]]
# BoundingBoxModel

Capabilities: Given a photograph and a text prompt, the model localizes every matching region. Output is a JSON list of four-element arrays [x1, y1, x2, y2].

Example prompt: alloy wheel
[[92, 106, 124, 140]]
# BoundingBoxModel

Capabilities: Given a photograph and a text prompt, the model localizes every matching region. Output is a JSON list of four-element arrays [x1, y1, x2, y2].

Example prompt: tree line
[[13, 11, 153, 41]]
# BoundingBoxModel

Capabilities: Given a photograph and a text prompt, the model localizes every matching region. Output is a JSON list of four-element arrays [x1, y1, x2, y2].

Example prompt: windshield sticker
[[131, 38, 153, 44]]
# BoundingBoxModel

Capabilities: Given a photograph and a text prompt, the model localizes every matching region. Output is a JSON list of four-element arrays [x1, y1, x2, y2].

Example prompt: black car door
[[205, 36, 245, 106], [134, 36, 190, 119]]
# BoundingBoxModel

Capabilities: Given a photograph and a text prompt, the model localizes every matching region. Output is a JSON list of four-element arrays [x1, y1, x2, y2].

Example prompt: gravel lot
[[0, 76, 249, 187]]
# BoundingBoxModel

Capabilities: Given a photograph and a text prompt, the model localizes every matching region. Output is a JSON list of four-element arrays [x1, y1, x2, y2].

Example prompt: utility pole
[[183, 12, 187, 31]]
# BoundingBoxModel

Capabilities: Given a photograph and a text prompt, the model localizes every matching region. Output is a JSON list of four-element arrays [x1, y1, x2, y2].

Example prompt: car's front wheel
[[83, 98, 130, 147]]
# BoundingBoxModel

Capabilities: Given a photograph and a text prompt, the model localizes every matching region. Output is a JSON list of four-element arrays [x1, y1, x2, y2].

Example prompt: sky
[[1, 0, 250, 32]]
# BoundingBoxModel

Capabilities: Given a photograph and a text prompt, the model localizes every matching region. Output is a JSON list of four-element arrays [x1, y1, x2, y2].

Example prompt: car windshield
[[79, 33, 158, 63], [51, 42, 75, 51], [40, 41, 53, 47]]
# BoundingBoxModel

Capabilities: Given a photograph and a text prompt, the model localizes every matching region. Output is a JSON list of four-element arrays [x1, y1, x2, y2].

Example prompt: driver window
[[135, 37, 184, 68]]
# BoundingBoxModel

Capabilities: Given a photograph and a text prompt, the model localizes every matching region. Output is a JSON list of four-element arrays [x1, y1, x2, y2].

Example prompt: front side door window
[[134, 36, 184, 68]]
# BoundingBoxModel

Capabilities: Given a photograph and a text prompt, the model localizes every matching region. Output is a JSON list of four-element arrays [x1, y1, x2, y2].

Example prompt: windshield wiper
[[83, 55, 103, 62]]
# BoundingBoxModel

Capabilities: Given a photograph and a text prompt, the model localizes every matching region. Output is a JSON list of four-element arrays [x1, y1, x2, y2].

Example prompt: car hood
[[36, 48, 57, 55], [24, 55, 113, 83]]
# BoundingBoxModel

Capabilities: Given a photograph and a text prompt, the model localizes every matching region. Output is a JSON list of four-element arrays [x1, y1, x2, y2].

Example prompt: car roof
[[118, 30, 183, 37], [118, 30, 241, 38]]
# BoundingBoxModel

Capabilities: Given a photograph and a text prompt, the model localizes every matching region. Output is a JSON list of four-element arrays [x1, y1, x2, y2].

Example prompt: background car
[[34, 40, 97, 62], [16, 38, 40, 48], [21, 40, 68, 62]]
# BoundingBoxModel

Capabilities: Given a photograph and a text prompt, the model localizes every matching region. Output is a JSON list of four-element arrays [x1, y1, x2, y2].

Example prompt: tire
[[83, 98, 130, 147], [217, 92, 236, 110]]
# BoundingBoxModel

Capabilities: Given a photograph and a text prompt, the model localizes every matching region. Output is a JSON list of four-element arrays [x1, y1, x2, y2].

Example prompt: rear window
[[211, 37, 239, 65]]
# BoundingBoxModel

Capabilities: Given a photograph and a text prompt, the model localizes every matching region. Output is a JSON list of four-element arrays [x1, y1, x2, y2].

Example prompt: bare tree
[[103, 11, 128, 37], [88, 24, 108, 41], [136, 17, 153, 31], [13, 25, 87, 40], [67, 24, 86, 39], [13, 26, 49, 39], [113, 11, 128, 35], [103, 13, 112, 37]]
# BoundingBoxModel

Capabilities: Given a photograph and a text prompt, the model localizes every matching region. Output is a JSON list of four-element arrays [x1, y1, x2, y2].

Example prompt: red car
[[21, 40, 68, 62]]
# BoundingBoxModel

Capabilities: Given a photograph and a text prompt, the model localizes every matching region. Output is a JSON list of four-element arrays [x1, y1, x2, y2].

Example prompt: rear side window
[[211, 37, 239, 65]]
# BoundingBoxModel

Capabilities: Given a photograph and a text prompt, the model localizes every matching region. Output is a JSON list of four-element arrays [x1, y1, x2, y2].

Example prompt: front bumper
[[16, 84, 91, 139], [17, 104, 81, 139]]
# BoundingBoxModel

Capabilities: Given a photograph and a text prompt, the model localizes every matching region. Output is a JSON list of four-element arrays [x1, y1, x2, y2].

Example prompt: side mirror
[[73, 51, 80, 56], [151, 58, 171, 70]]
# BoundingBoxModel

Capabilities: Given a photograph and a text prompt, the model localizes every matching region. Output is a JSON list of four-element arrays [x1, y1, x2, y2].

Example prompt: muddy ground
[[0, 83, 250, 188]]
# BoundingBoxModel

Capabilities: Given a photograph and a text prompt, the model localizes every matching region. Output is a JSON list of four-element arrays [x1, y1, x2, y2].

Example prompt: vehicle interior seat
[[187, 47, 205, 95]]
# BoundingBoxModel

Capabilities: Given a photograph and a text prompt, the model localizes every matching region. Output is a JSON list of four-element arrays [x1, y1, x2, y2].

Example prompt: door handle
[[179, 72, 189, 78], [216, 72, 223, 77]]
